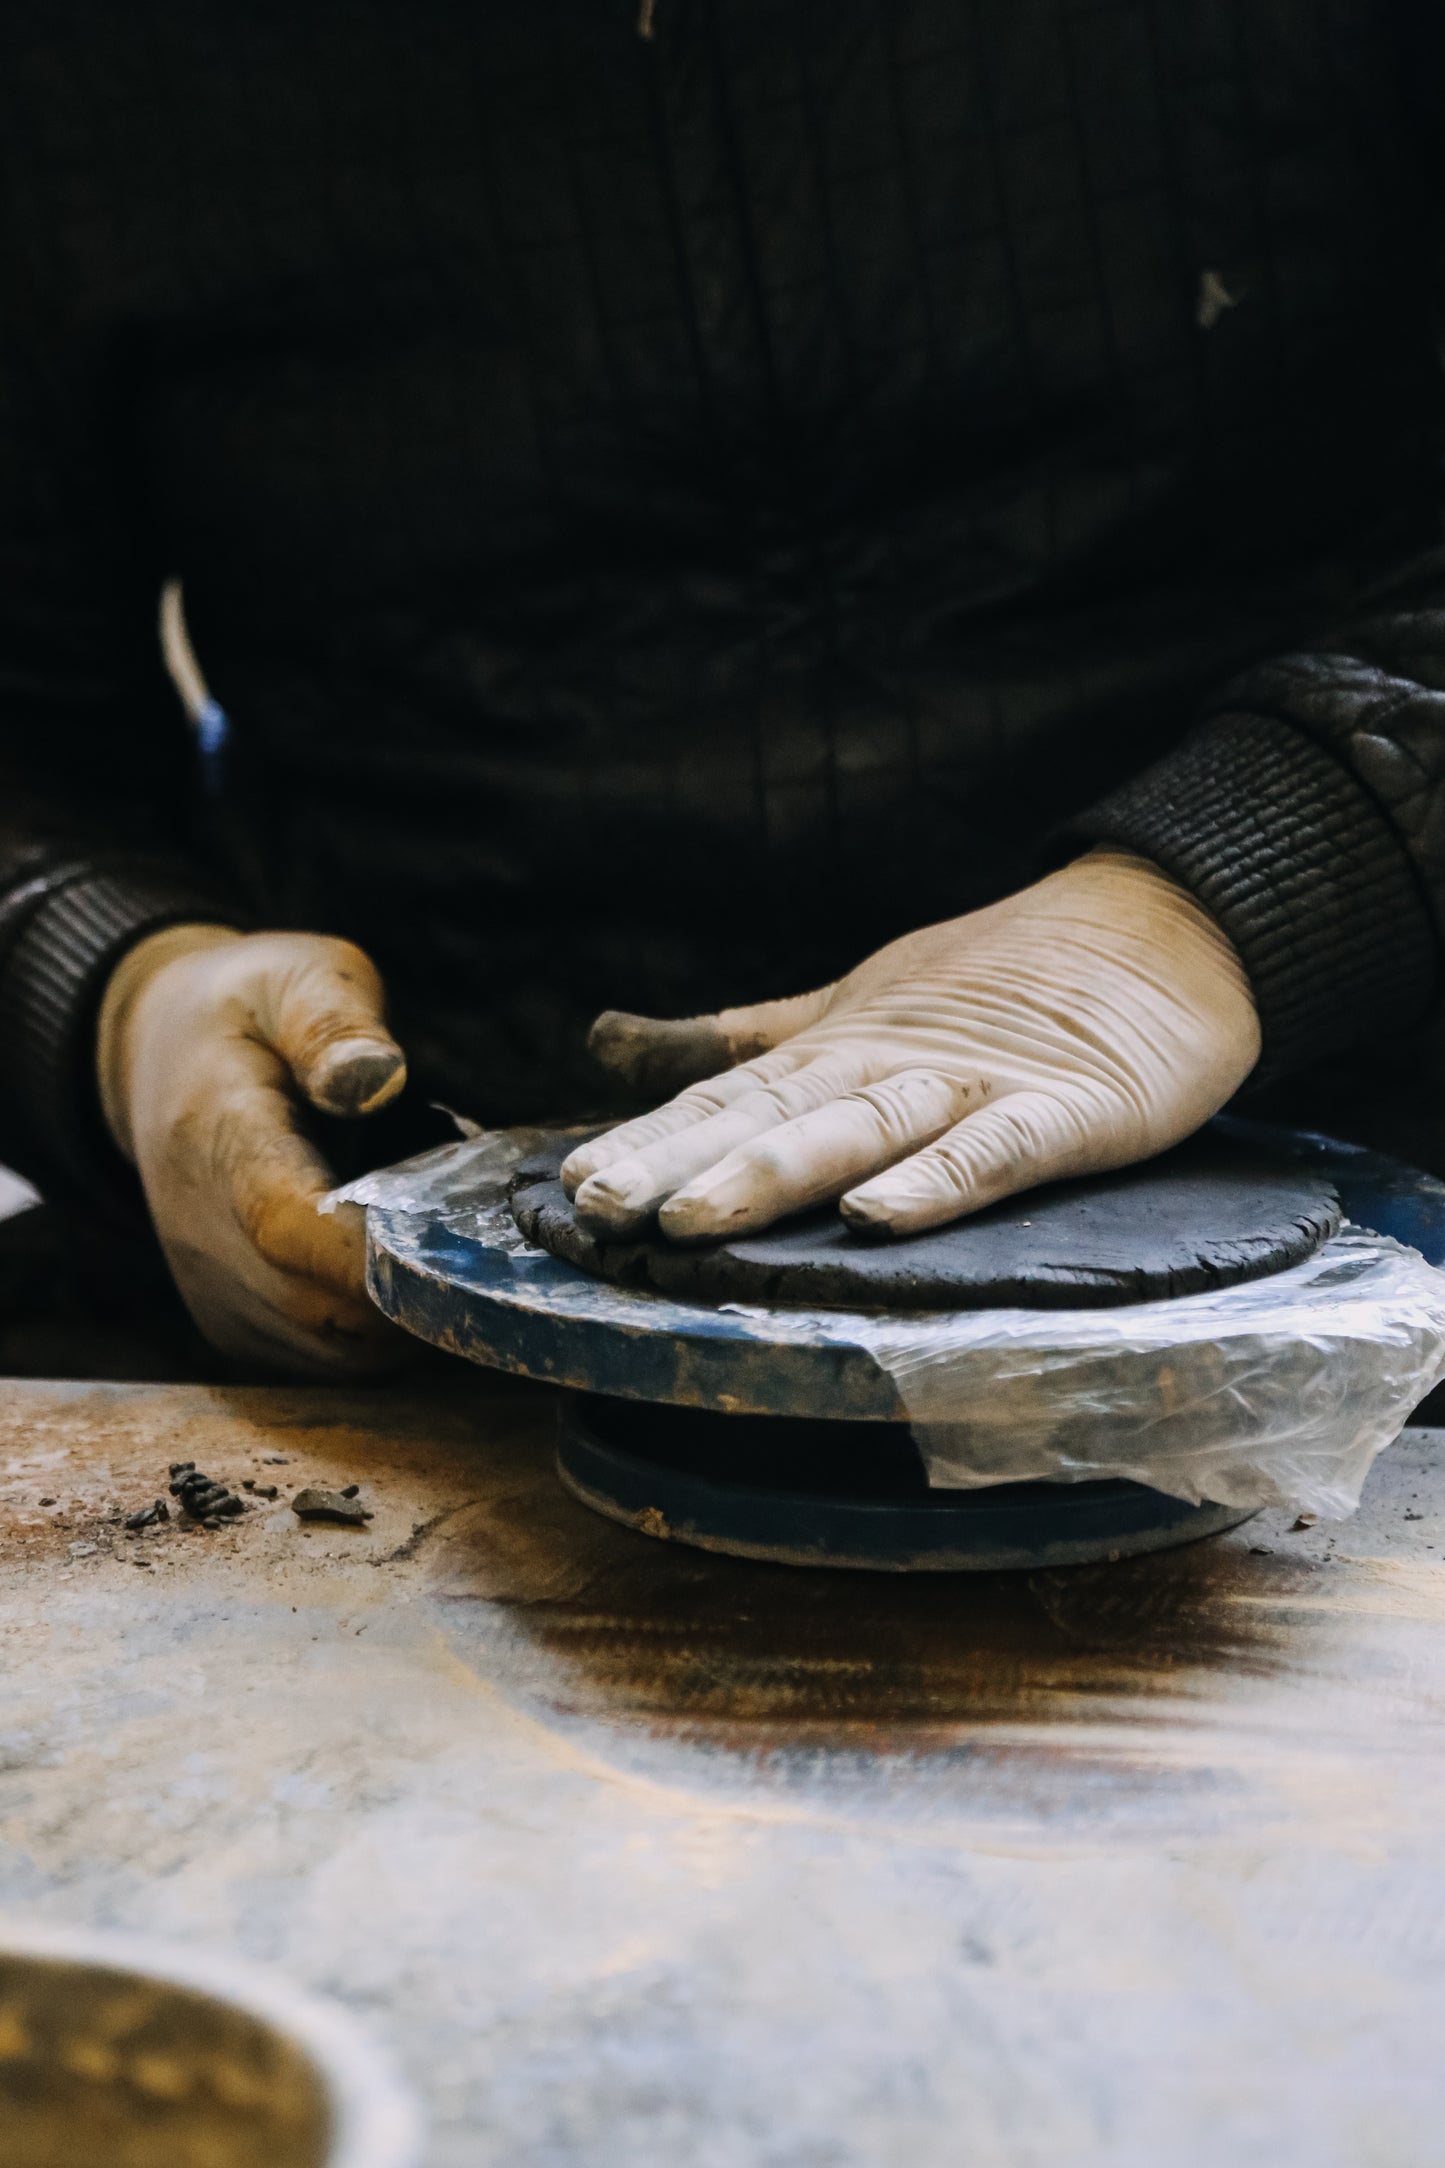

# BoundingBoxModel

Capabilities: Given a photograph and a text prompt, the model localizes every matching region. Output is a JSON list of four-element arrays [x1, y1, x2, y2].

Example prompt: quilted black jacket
[[4, 0, 1445, 1199]]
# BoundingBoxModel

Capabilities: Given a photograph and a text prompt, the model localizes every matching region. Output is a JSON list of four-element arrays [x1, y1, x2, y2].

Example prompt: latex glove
[[97, 925, 408, 1374], [563, 850, 1261, 1241]]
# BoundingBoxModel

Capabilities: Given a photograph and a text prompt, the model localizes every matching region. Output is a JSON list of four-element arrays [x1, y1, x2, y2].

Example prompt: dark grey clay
[[510, 1132, 1341, 1312]]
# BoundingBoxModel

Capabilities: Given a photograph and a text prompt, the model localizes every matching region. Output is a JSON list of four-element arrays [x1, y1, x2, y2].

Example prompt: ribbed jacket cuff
[[0, 865, 245, 1204], [1063, 714, 1440, 1080]]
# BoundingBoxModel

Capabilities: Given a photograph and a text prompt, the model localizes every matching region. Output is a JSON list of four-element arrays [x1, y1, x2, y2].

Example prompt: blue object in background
[[1218, 1117, 1445, 1268], [195, 697, 230, 797]]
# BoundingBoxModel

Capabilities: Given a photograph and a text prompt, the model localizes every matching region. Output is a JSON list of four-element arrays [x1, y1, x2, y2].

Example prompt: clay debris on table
[[289, 1485, 374, 1526], [123, 1497, 170, 1531], [167, 1462, 248, 1526], [116, 1460, 373, 1541]]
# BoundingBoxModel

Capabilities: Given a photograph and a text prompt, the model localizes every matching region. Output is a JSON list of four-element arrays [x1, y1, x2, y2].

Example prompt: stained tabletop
[[1, 1370, 1444, 2165]]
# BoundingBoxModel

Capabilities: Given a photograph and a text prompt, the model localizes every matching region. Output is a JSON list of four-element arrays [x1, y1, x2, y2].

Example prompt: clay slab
[[510, 1131, 1342, 1313]]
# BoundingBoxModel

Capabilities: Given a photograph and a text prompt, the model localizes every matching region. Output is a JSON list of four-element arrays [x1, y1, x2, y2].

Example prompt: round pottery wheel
[[509, 1128, 1341, 1313]]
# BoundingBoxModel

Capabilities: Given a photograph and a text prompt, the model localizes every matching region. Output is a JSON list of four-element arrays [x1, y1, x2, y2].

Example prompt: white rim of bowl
[[0, 1916, 424, 2168]]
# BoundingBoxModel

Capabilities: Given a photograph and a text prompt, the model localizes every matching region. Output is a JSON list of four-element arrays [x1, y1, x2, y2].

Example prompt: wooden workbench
[[2, 1372, 1443, 2165]]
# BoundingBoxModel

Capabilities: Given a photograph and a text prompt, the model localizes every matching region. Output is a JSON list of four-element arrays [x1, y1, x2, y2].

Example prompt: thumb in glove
[[98, 925, 409, 1374]]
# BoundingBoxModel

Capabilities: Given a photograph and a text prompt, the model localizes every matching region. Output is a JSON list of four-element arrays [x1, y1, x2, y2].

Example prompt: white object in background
[[160, 577, 228, 756], [0, 1166, 39, 1222], [160, 578, 211, 721]]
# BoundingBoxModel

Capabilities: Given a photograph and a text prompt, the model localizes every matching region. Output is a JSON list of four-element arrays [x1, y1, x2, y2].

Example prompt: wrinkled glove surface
[[564, 851, 1262, 1244], [96, 925, 407, 1374]]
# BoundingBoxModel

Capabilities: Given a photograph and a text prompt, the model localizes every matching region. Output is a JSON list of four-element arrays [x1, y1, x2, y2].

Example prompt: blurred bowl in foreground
[[0, 1918, 422, 2168]]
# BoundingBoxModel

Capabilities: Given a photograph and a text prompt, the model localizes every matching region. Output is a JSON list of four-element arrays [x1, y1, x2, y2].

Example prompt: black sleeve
[[0, 197, 240, 1205], [1071, 6, 1445, 1089], [1067, 596, 1445, 1084]]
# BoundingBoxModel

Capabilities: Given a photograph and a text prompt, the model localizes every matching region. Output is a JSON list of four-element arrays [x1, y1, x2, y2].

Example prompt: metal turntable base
[[555, 1392, 1255, 1571], [367, 1121, 1445, 1572]]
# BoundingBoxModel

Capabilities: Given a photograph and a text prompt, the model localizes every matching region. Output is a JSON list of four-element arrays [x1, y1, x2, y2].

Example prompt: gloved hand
[[97, 925, 408, 1374], [564, 850, 1261, 1241]]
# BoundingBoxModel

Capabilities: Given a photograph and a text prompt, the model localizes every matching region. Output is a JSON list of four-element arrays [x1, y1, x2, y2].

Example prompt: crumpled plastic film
[[319, 1130, 526, 1222], [865, 1231, 1445, 1516], [318, 1125, 596, 1252]]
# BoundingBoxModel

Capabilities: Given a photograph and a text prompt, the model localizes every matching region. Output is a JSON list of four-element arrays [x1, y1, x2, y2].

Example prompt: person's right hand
[[97, 925, 409, 1375]]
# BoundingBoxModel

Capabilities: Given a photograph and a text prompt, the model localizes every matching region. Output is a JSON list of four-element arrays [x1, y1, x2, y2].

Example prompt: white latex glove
[[563, 850, 1261, 1241], [97, 925, 408, 1374]]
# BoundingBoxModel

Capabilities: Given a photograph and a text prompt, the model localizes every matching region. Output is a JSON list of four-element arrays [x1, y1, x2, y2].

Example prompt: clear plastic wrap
[[863, 1232, 1445, 1515], [320, 1126, 590, 1254], [327, 1131, 1445, 1519]]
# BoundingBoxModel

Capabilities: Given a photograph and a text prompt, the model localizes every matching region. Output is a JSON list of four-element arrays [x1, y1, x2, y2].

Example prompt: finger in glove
[[586, 985, 835, 1099], [657, 1069, 982, 1240], [258, 939, 407, 1117], [840, 1086, 1106, 1236], [209, 1072, 375, 1298], [563, 1045, 804, 1203], [572, 1051, 875, 1233]]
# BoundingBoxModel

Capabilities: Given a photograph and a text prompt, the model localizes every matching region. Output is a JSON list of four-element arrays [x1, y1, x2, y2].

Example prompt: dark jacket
[[3, 0, 1445, 1200]]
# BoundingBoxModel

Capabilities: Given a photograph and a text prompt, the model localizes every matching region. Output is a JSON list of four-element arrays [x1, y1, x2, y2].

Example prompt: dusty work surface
[[2, 1376, 1445, 2166]]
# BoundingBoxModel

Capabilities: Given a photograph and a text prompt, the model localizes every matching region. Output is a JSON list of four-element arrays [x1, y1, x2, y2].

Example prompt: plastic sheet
[[866, 1232, 1445, 1515], [326, 1130, 1445, 1519], [320, 1126, 591, 1255]]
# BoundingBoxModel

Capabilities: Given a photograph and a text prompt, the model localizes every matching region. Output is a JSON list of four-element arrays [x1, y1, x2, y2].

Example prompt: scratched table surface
[[2, 1372, 1445, 2166]]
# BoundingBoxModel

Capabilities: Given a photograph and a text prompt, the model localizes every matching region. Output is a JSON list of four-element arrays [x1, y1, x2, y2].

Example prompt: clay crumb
[[291, 1487, 374, 1526], [169, 1466, 246, 1522], [1290, 1512, 1318, 1532], [124, 1499, 170, 1531]]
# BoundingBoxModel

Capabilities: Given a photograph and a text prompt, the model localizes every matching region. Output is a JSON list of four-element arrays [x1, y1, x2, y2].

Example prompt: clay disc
[[509, 1130, 1341, 1313]]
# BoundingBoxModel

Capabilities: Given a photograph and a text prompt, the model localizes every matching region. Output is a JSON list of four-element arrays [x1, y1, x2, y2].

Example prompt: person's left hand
[[562, 850, 1261, 1242]]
